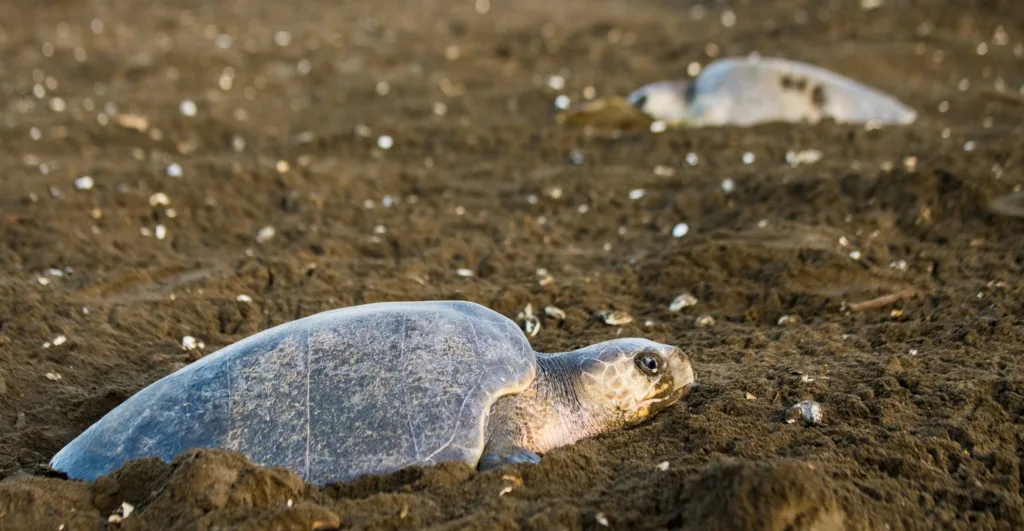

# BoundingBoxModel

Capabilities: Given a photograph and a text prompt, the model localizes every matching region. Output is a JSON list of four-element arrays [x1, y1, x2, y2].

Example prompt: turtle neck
[[525, 353, 609, 453]]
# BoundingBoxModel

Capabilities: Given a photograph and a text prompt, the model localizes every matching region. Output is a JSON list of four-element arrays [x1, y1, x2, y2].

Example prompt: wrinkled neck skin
[[487, 351, 620, 454]]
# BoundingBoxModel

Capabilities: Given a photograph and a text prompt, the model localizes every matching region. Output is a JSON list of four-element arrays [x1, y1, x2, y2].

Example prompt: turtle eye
[[636, 354, 660, 376], [631, 94, 648, 110]]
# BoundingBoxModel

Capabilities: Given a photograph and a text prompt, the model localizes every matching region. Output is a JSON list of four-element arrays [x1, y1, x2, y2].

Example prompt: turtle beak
[[661, 346, 695, 402]]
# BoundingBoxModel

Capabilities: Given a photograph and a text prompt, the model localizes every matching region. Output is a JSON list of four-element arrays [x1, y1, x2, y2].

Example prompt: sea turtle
[[626, 55, 917, 127], [49, 301, 695, 485]]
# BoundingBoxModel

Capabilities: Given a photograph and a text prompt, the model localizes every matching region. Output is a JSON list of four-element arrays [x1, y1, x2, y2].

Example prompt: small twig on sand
[[847, 288, 917, 313]]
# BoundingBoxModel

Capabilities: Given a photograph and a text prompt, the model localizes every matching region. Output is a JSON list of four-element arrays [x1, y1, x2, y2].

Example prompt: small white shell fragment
[[600, 310, 633, 326], [720, 9, 737, 27], [777, 315, 800, 326], [721, 178, 735, 193], [166, 163, 183, 178], [656, 461, 670, 471], [108, 501, 134, 524], [38, 276, 51, 286], [889, 259, 908, 271], [671, 223, 690, 238], [52, 335, 67, 346], [236, 294, 253, 302], [456, 268, 474, 277], [903, 156, 918, 171], [115, 113, 149, 131], [523, 317, 540, 337], [786, 149, 823, 166], [544, 305, 566, 320], [742, 152, 756, 164], [154, 225, 167, 240], [547, 74, 566, 91], [45, 372, 62, 381], [74, 176, 94, 190], [518, 304, 542, 337], [554, 95, 571, 110], [745, 392, 757, 400], [686, 153, 699, 166], [149, 193, 171, 206], [377, 135, 394, 150], [695, 315, 715, 327], [179, 99, 197, 117], [596, 513, 610, 527], [849, 250, 862, 260], [499, 486, 513, 496], [628, 188, 645, 200], [650, 120, 668, 133], [255, 226, 276, 244], [786, 400, 823, 426], [669, 293, 699, 311], [181, 336, 204, 351]]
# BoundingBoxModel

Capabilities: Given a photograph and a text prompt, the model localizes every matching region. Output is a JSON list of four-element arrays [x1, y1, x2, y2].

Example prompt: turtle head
[[572, 338, 695, 428], [626, 80, 693, 125]]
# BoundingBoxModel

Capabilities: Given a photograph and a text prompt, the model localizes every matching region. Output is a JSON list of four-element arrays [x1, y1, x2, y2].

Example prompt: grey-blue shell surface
[[49, 301, 538, 485]]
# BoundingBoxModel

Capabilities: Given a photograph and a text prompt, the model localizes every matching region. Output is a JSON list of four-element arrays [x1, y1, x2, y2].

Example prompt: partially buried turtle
[[627, 55, 917, 127], [564, 55, 916, 128], [50, 301, 695, 485]]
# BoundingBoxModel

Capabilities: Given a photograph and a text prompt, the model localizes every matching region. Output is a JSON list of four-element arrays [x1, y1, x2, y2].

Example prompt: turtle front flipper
[[478, 444, 541, 471], [479, 392, 545, 471]]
